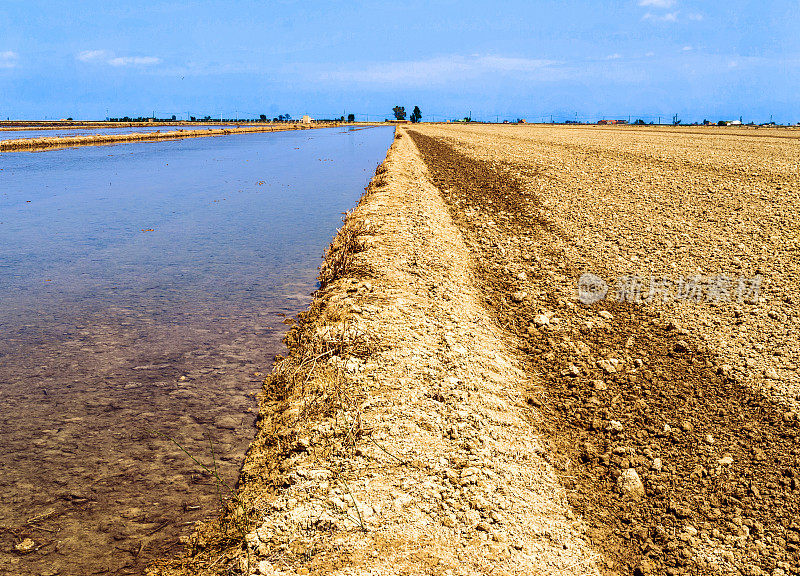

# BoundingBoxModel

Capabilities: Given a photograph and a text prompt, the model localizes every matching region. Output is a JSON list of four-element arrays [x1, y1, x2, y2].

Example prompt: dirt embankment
[[0, 122, 236, 131], [0, 124, 341, 153], [152, 124, 799, 576], [151, 130, 600, 575]]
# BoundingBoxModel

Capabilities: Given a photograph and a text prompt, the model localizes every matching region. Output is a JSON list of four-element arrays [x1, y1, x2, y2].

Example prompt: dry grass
[[318, 214, 376, 289]]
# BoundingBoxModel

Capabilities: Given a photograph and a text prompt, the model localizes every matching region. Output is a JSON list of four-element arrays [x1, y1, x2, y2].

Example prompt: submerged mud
[[0, 303, 283, 576], [408, 129, 800, 575]]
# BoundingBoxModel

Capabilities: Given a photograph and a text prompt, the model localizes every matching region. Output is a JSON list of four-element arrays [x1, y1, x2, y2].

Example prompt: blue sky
[[0, 0, 798, 123]]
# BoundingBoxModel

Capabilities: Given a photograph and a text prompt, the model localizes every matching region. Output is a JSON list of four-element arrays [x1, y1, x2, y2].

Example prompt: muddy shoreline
[[0, 123, 345, 152], [151, 128, 599, 576], [0, 122, 373, 132], [150, 125, 799, 575], [0, 122, 240, 131]]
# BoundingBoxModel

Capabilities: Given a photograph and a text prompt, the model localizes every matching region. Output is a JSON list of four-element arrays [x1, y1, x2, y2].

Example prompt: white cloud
[[606, 53, 623, 60], [639, 0, 675, 7], [640, 0, 680, 22], [77, 49, 111, 62], [643, 11, 678, 21], [682, 45, 693, 51], [319, 54, 560, 85], [0, 50, 18, 69], [77, 50, 160, 66], [688, 12, 704, 20]]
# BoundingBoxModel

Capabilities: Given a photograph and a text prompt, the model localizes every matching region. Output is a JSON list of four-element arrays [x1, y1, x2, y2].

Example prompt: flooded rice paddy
[[0, 126, 393, 575]]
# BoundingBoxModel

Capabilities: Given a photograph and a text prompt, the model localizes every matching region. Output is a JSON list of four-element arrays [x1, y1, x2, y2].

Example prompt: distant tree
[[171, 114, 177, 121], [393, 106, 406, 120], [260, 114, 267, 122], [347, 113, 355, 122], [339, 115, 345, 122], [67, 117, 73, 121], [410, 106, 422, 123], [190, 116, 196, 122], [634, 118, 645, 125]]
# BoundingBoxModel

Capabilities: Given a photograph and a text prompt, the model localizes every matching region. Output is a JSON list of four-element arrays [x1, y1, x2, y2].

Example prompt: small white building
[[301, 115, 312, 124]]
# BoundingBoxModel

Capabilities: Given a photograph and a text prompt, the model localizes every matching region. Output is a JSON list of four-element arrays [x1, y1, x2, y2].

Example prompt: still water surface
[[0, 126, 393, 575]]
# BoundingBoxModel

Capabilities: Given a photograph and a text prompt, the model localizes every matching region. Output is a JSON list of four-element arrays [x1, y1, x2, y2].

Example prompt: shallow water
[[0, 126, 393, 575], [0, 125, 243, 141]]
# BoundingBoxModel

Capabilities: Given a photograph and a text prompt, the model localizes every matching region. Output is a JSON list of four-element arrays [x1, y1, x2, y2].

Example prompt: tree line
[[392, 106, 422, 123]]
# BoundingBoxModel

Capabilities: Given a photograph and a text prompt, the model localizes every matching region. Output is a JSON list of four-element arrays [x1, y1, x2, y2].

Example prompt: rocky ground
[[406, 124, 800, 575], [409, 124, 800, 409], [151, 124, 800, 576]]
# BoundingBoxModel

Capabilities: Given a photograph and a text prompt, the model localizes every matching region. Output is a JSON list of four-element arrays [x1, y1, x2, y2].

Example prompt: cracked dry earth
[[154, 124, 799, 576]]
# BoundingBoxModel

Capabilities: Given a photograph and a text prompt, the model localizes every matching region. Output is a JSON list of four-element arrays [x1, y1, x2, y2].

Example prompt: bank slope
[[151, 128, 599, 575]]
